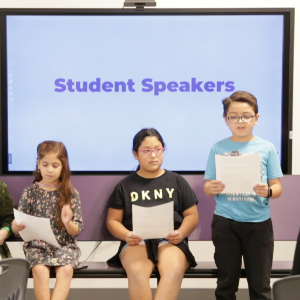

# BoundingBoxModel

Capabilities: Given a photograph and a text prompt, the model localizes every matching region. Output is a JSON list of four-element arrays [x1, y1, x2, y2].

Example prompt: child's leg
[[212, 215, 242, 300], [155, 243, 188, 300], [32, 265, 51, 300], [242, 219, 274, 300], [121, 244, 155, 300], [51, 265, 74, 300]]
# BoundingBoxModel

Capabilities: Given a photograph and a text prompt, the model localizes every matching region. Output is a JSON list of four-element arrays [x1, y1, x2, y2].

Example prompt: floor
[[26, 288, 250, 300]]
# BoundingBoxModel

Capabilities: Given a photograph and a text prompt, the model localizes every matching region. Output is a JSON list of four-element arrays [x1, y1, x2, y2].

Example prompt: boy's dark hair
[[222, 91, 258, 116]]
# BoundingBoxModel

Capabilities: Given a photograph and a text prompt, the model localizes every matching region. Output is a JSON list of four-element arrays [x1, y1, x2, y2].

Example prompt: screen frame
[[0, 8, 294, 175]]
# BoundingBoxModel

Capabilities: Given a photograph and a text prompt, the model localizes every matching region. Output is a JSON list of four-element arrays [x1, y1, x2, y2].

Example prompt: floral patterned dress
[[18, 183, 84, 269]]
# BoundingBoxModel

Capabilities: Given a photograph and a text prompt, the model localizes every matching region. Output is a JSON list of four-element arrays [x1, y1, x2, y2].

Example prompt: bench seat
[[41, 261, 292, 280]]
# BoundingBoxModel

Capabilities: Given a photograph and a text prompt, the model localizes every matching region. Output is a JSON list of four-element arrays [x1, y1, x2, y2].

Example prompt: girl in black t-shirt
[[107, 128, 199, 300]]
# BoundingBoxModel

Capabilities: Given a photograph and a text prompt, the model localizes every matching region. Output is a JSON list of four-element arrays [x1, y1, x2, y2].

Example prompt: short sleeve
[[178, 175, 198, 212], [204, 147, 217, 180], [71, 189, 84, 236], [108, 182, 125, 209], [18, 187, 32, 214], [267, 145, 283, 179]]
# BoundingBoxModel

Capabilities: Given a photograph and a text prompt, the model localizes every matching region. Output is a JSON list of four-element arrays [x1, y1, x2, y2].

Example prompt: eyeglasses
[[226, 115, 256, 123], [138, 148, 165, 156]]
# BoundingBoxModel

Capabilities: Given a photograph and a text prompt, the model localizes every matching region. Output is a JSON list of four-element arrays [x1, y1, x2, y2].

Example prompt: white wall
[[2, 0, 299, 291]]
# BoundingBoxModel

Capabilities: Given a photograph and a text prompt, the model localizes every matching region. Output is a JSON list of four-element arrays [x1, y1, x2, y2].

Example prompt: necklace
[[36, 182, 58, 188]]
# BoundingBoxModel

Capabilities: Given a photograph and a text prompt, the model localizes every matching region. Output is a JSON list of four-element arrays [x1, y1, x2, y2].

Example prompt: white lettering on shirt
[[154, 189, 163, 199], [142, 190, 151, 200]]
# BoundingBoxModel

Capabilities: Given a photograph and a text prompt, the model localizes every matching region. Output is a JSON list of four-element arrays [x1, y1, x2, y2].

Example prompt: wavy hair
[[34, 141, 72, 229]]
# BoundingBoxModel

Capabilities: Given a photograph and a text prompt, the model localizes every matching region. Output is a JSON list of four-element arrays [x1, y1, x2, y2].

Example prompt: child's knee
[[125, 263, 151, 283], [32, 265, 50, 281], [56, 265, 74, 279], [159, 264, 185, 282]]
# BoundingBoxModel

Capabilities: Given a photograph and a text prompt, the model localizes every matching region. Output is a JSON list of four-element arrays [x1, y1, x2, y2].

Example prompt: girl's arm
[[67, 190, 84, 237], [11, 188, 29, 236], [167, 204, 199, 244], [62, 204, 79, 237], [11, 220, 26, 236], [107, 207, 142, 246]]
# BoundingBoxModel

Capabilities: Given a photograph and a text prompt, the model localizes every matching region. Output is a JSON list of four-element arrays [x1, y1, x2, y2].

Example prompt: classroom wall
[[2, 1, 300, 176], [2, 0, 300, 294]]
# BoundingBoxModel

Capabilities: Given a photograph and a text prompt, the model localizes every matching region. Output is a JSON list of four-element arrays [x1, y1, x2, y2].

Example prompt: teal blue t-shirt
[[204, 136, 283, 222]]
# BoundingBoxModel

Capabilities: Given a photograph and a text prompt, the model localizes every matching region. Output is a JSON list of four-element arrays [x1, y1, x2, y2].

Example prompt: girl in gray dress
[[12, 141, 84, 300]]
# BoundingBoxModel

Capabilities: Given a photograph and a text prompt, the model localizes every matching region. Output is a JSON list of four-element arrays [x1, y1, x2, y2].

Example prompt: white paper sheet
[[215, 153, 261, 194], [14, 209, 61, 248], [132, 201, 174, 239]]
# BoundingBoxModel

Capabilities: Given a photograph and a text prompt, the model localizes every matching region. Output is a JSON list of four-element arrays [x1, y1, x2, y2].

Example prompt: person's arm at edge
[[0, 182, 14, 244]]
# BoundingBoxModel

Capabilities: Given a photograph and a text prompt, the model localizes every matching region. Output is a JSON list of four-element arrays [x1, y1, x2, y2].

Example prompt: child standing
[[204, 91, 283, 300], [107, 128, 199, 300], [12, 141, 84, 300]]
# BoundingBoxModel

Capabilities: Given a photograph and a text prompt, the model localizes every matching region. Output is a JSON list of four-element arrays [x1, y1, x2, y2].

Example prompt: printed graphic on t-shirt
[[130, 188, 175, 202], [222, 150, 262, 202]]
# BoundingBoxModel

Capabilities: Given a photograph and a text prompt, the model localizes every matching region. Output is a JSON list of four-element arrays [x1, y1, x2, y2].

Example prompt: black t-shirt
[[108, 170, 198, 230]]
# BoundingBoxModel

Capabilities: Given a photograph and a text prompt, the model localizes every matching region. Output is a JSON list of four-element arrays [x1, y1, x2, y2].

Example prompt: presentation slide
[[6, 15, 283, 171]]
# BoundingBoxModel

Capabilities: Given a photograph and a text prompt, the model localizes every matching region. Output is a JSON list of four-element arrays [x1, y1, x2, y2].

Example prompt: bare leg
[[155, 244, 188, 300], [121, 244, 155, 300], [32, 265, 51, 300], [51, 265, 74, 300]]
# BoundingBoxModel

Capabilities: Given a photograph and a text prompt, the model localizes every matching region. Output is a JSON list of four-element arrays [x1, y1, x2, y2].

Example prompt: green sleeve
[[0, 181, 14, 233]]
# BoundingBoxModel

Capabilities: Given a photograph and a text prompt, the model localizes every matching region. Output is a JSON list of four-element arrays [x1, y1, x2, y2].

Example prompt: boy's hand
[[253, 183, 268, 197], [209, 180, 225, 194]]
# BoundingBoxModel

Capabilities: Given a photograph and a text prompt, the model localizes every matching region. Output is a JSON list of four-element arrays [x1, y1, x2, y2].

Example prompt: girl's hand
[[61, 204, 73, 227], [125, 231, 142, 246], [11, 219, 26, 236], [166, 230, 184, 245], [209, 180, 225, 195], [253, 183, 269, 197]]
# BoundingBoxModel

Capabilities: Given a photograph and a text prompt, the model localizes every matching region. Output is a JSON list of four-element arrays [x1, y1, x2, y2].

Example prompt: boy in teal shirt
[[204, 91, 283, 300]]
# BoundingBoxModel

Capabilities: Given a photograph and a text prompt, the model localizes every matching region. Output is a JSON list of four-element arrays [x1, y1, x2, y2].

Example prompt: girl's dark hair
[[222, 90, 258, 116], [34, 141, 72, 229], [132, 128, 165, 171]]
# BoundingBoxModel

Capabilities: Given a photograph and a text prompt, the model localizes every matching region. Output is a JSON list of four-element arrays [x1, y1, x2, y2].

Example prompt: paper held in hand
[[132, 201, 174, 239], [215, 153, 261, 194], [13, 209, 61, 248]]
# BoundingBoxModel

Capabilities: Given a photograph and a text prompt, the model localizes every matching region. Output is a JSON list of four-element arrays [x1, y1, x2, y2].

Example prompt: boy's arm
[[253, 178, 282, 199], [204, 180, 225, 197], [268, 178, 282, 199]]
